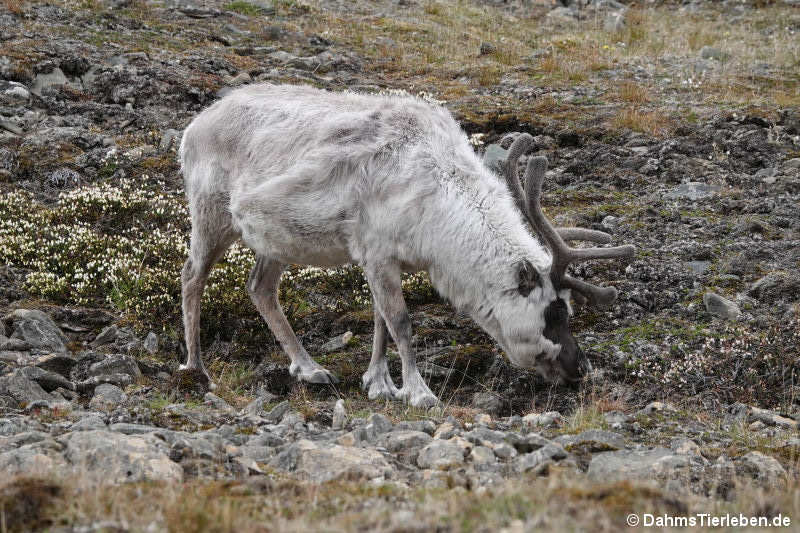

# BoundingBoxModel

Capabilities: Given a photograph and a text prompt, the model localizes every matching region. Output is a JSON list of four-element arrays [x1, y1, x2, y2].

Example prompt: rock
[[703, 292, 740, 320], [143, 332, 158, 354], [665, 182, 721, 201], [0, 370, 54, 407], [479, 42, 496, 55], [587, 448, 679, 481], [367, 412, 393, 434], [6, 309, 67, 354], [241, 393, 277, 417], [603, 411, 630, 426], [0, 441, 68, 477], [47, 168, 80, 188], [30, 67, 70, 96], [638, 401, 676, 415], [670, 437, 701, 456], [555, 430, 625, 452], [417, 439, 465, 470], [270, 439, 392, 482], [59, 430, 182, 483], [469, 445, 497, 469], [34, 354, 78, 377], [687, 261, 711, 275], [482, 143, 508, 175], [88, 355, 142, 380], [463, 427, 507, 447], [699, 46, 728, 61], [70, 414, 107, 431], [379, 430, 432, 452], [332, 399, 346, 430], [0, 80, 30, 105], [474, 413, 492, 426], [493, 442, 517, 459], [18, 366, 74, 392], [264, 400, 291, 423], [320, 331, 353, 353], [514, 443, 567, 474], [601, 215, 620, 232], [736, 451, 786, 487], [92, 325, 120, 346], [88, 383, 127, 410], [203, 392, 233, 411], [159, 129, 181, 152], [603, 11, 625, 32], [748, 406, 798, 429], [471, 392, 502, 415], [522, 411, 563, 428], [108, 423, 162, 435], [746, 272, 800, 304], [227, 71, 251, 86], [782, 158, 800, 170], [434, 422, 458, 440], [75, 373, 133, 392]]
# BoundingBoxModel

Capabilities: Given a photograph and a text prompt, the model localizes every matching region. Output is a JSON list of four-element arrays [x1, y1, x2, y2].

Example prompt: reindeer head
[[493, 133, 635, 384]]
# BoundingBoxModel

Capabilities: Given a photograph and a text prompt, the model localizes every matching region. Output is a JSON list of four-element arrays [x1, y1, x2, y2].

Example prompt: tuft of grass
[[616, 81, 650, 104], [224, 0, 265, 16], [611, 106, 672, 137]]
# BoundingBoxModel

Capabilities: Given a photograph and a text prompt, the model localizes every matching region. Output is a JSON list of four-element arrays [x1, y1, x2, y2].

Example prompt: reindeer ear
[[517, 260, 540, 297]]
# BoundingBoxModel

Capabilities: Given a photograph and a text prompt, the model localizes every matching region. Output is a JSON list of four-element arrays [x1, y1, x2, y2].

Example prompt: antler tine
[[563, 275, 618, 310], [522, 155, 635, 307], [501, 133, 533, 218], [557, 228, 612, 244]]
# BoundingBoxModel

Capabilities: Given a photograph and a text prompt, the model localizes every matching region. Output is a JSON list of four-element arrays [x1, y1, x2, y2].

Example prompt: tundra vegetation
[[0, 0, 799, 531]]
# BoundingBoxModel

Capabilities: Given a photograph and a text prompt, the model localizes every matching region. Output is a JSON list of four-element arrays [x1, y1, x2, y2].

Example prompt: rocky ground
[[1, 0, 800, 530]]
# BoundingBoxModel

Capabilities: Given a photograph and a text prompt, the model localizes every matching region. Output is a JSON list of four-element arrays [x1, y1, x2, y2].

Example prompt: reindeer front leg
[[361, 297, 400, 400], [363, 261, 438, 409]]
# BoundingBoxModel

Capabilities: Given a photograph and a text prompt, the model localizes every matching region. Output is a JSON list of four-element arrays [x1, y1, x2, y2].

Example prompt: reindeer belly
[[231, 197, 353, 266]]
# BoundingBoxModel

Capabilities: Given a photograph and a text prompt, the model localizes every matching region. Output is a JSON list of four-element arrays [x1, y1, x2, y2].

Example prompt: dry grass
[[616, 81, 650, 104], [6, 470, 800, 532], [3, 0, 23, 14], [611, 106, 673, 137]]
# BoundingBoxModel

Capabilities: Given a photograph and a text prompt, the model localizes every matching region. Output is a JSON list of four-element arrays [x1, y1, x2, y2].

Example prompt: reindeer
[[178, 84, 634, 408]]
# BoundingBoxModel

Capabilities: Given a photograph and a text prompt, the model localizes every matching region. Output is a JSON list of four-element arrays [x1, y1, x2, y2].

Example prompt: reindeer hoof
[[362, 365, 400, 400], [290, 362, 338, 384]]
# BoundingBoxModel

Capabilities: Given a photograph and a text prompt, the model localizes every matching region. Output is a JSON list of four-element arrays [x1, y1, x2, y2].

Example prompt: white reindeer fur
[[179, 84, 565, 406]]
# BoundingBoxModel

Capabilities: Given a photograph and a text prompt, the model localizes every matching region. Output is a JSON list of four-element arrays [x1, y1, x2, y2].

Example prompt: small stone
[[474, 413, 492, 427], [320, 331, 354, 353], [380, 430, 432, 452], [434, 422, 457, 440], [143, 332, 158, 354], [332, 399, 346, 430], [736, 451, 786, 487], [493, 442, 517, 460], [603, 11, 625, 32], [70, 414, 107, 431], [89, 355, 142, 380], [92, 325, 120, 346], [522, 411, 563, 428], [782, 158, 800, 170], [700, 46, 728, 61], [159, 129, 181, 152], [703, 292, 740, 320], [417, 440, 465, 470], [665, 182, 720, 201], [88, 384, 127, 411], [203, 392, 233, 411], [265, 400, 291, 423], [637, 401, 676, 415], [479, 42, 497, 55], [469, 446, 497, 469], [471, 391, 502, 415], [270, 439, 392, 482], [514, 443, 567, 474], [367, 412, 393, 434], [749, 420, 766, 431], [670, 437, 701, 456]]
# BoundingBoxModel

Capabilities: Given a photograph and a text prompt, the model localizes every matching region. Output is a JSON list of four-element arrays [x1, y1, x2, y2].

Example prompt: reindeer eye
[[517, 260, 540, 297]]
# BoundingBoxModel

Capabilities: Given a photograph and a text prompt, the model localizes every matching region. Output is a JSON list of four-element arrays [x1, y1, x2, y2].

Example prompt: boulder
[[417, 439, 465, 470], [59, 430, 182, 483], [0, 370, 54, 407], [88, 383, 127, 410], [270, 439, 392, 482]]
